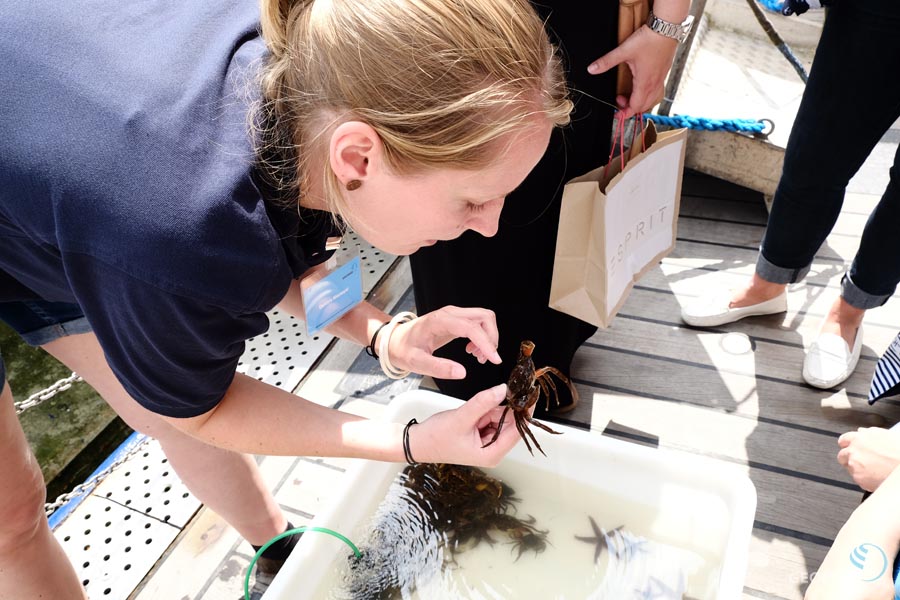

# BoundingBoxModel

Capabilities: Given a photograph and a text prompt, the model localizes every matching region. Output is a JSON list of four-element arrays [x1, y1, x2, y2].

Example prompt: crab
[[482, 340, 578, 457]]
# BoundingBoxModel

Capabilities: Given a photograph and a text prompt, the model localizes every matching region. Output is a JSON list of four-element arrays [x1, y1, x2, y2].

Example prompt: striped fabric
[[869, 332, 900, 404]]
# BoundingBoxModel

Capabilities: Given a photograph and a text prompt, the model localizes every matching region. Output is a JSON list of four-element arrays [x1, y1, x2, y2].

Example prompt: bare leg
[[820, 296, 865, 348], [0, 381, 88, 599], [729, 273, 787, 308], [42, 333, 285, 546]]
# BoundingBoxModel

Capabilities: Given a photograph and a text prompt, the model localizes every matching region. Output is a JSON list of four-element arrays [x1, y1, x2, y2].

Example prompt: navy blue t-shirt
[[0, 1, 336, 417]]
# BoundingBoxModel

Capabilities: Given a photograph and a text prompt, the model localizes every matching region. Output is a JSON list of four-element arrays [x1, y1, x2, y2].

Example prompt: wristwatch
[[646, 11, 695, 43]]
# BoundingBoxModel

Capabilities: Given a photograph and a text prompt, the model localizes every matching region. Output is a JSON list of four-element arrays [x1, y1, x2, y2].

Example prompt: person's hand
[[407, 384, 527, 468], [587, 26, 679, 119], [388, 306, 501, 380], [838, 427, 900, 492]]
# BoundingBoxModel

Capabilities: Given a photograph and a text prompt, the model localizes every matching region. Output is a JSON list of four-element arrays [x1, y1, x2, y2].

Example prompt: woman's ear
[[329, 121, 381, 186]]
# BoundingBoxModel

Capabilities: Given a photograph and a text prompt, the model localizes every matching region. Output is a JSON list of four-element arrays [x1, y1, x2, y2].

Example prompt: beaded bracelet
[[378, 311, 417, 379]]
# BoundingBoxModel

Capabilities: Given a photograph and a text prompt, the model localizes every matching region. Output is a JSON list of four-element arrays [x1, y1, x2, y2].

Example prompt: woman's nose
[[466, 198, 505, 237]]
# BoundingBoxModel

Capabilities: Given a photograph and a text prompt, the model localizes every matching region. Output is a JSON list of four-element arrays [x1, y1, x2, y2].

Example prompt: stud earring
[[346, 179, 362, 191]]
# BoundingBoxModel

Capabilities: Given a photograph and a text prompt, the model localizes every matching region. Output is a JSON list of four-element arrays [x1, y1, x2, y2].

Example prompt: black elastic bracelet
[[402, 418, 419, 465], [365, 321, 390, 359]]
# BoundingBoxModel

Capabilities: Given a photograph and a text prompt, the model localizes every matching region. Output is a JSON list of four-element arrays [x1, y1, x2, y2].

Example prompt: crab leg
[[534, 366, 579, 407], [536, 378, 550, 410], [542, 375, 559, 410], [513, 413, 536, 456], [482, 405, 511, 449], [518, 415, 547, 457], [527, 417, 563, 436]]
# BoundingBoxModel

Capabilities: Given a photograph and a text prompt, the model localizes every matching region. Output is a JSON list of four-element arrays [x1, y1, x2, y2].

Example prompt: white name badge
[[302, 255, 363, 335]]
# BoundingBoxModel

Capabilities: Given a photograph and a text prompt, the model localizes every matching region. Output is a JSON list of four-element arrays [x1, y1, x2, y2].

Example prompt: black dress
[[409, 2, 618, 415]]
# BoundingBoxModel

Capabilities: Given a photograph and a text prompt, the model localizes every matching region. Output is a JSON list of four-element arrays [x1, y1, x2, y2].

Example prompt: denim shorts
[[0, 300, 91, 389]]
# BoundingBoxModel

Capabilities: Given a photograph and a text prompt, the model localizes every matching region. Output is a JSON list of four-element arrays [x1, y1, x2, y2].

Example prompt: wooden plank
[[743, 534, 827, 599], [677, 215, 859, 264], [679, 199, 873, 243], [623, 270, 900, 358], [665, 239, 848, 288], [596, 393, 853, 495], [680, 196, 768, 226], [682, 170, 764, 204], [586, 308, 882, 403], [680, 185, 883, 222], [843, 191, 884, 215], [573, 335, 900, 434], [657, 248, 900, 335], [130, 506, 249, 600]]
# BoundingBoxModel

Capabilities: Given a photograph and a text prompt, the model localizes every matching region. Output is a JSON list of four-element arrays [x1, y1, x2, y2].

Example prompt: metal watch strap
[[646, 11, 695, 43]]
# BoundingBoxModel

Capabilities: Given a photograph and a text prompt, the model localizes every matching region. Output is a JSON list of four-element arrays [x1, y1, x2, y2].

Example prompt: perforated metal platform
[[53, 436, 191, 599], [50, 233, 396, 600]]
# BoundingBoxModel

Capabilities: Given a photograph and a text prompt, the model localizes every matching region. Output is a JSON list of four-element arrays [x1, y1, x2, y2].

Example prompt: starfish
[[636, 576, 681, 599], [574, 516, 623, 564], [617, 533, 649, 560]]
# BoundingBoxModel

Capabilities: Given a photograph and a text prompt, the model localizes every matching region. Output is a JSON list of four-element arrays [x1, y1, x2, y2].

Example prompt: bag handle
[[603, 113, 648, 183]]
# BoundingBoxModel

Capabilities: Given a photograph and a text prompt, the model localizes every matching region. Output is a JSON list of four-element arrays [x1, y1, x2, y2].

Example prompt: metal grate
[[52, 233, 396, 599], [53, 439, 193, 600]]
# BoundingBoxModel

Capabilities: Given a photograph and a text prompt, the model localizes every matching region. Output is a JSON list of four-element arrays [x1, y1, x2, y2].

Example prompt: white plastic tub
[[264, 390, 756, 599]]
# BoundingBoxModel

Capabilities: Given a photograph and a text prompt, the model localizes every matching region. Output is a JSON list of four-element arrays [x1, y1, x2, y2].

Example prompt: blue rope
[[757, 0, 784, 12], [643, 114, 767, 135]]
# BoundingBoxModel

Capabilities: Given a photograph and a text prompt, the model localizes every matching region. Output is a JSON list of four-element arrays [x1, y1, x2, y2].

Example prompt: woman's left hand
[[587, 26, 679, 119], [388, 306, 501, 380]]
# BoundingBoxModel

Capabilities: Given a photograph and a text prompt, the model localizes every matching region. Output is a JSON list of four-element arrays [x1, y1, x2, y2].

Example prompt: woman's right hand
[[406, 383, 525, 468], [388, 305, 502, 380], [838, 427, 900, 492]]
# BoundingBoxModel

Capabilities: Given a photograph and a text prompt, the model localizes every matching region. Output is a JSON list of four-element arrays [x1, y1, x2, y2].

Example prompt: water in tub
[[316, 460, 727, 599]]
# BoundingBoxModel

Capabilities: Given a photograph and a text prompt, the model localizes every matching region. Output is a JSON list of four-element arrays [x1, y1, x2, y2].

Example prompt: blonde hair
[[256, 0, 572, 210]]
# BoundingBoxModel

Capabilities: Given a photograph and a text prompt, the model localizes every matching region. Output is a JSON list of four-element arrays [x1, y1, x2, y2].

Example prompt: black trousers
[[409, 2, 618, 411], [759, 0, 900, 308]]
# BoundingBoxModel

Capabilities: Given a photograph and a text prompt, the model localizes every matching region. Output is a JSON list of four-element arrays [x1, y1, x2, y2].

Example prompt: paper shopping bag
[[549, 121, 687, 328]]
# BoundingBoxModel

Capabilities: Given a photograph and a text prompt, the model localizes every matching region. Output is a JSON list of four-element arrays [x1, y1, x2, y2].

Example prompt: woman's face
[[338, 119, 553, 256]]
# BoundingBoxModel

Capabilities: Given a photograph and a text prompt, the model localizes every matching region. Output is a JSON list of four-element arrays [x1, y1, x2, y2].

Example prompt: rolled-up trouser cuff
[[755, 251, 811, 285], [19, 316, 92, 347], [842, 272, 892, 309]]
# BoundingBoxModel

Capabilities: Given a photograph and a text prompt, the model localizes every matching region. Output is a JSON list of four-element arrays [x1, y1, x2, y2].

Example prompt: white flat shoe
[[802, 324, 864, 389], [681, 290, 788, 327]]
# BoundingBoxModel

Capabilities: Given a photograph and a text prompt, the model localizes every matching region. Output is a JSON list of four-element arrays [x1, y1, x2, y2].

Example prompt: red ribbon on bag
[[603, 113, 648, 184]]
